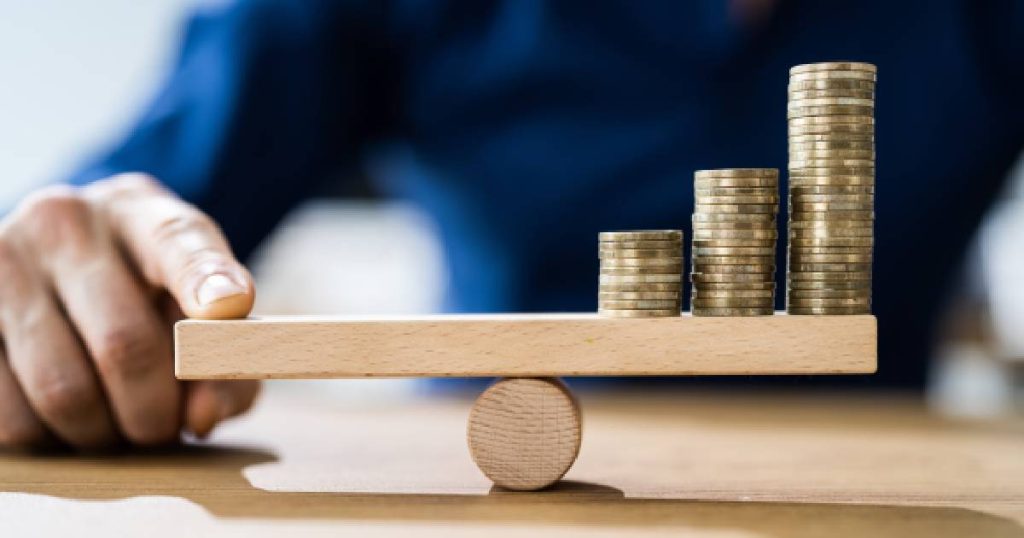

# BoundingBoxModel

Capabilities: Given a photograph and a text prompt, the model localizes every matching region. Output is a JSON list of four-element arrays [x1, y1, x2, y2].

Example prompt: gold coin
[[693, 221, 776, 230], [787, 271, 871, 281], [790, 210, 874, 221], [692, 238, 777, 248], [691, 307, 774, 317], [788, 253, 873, 264], [788, 140, 874, 151], [789, 123, 875, 136], [695, 187, 777, 196], [695, 195, 780, 205], [692, 298, 775, 308], [599, 299, 681, 309], [788, 289, 871, 299], [788, 89, 874, 100], [789, 246, 872, 255], [693, 246, 775, 256], [788, 237, 874, 248], [601, 267, 682, 276], [598, 240, 682, 249], [789, 158, 875, 168], [789, 149, 875, 160], [692, 289, 774, 299], [789, 222, 873, 232], [790, 262, 871, 272], [790, 194, 874, 203], [788, 133, 875, 144], [695, 168, 779, 178], [788, 176, 875, 187], [601, 257, 683, 267], [691, 263, 775, 274], [599, 291, 680, 301], [790, 61, 876, 74], [786, 279, 871, 290], [788, 97, 874, 109], [693, 229, 779, 240], [690, 272, 775, 283], [600, 274, 682, 284], [598, 308, 680, 318], [789, 186, 874, 196], [693, 281, 776, 291], [789, 202, 874, 212], [694, 177, 779, 188], [787, 297, 871, 307], [787, 105, 874, 118], [598, 248, 681, 259], [786, 306, 871, 315], [599, 282, 682, 292], [693, 212, 777, 223], [789, 229, 873, 240], [788, 79, 876, 91], [692, 255, 775, 265], [599, 230, 683, 241], [788, 115, 874, 126], [789, 70, 877, 82], [693, 204, 778, 214]]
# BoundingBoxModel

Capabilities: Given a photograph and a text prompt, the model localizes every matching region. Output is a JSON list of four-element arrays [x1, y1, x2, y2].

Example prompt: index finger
[[85, 174, 255, 320]]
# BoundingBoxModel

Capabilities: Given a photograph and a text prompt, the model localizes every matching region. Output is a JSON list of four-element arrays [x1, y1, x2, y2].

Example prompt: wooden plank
[[175, 313, 876, 379]]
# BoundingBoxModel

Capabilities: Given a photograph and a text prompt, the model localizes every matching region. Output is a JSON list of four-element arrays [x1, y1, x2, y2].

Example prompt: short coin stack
[[787, 61, 875, 315], [598, 230, 683, 318], [690, 169, 779, 316]]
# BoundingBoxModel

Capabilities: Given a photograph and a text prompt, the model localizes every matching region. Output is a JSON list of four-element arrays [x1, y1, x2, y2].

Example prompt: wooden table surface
[[1, 383, 1022, 537]]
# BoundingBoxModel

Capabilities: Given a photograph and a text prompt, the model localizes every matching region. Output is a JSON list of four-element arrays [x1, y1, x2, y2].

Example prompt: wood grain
[[175, 313, 877, 379], [467, 378, 581, 491]]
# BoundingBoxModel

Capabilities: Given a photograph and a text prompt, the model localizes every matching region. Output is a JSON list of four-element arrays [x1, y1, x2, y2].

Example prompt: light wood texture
[[1, 385, 1021, 537], [175, 313, 877, 379], [467, 378, 582, 490]]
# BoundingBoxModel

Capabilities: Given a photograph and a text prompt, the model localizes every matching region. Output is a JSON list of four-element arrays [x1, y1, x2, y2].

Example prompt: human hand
[[0, 173, 259, 450]]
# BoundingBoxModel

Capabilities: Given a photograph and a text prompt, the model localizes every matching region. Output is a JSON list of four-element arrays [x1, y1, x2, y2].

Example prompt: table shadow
[[2, 444, 1021, 538]]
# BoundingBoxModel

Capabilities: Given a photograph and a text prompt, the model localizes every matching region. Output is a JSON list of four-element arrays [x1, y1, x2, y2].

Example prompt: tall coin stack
[[598, 230, 683, 318], [787, 62, 875, 315], [690, 169, 779, 316]]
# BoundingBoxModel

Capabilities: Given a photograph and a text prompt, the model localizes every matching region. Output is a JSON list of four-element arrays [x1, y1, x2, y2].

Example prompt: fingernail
[[196, 274, 246, 307]]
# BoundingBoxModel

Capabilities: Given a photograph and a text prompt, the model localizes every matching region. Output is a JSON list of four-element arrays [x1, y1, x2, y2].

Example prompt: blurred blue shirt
[[71, 0, 1024, 387]]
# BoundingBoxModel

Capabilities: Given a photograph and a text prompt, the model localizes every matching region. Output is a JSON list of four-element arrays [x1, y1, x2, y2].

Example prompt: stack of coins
[[690, 169, 779, 316], [598, 230, 683, 318], [787, 62, 875, 315]]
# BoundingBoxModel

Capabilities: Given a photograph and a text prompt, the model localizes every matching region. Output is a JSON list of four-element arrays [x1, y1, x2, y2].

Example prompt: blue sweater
[[72, 0, 1024, 387]]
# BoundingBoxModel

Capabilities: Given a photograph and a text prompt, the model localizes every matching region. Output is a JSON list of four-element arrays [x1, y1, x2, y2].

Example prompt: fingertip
[[188, 270, 255, 320], [185, 383, 219, 439]]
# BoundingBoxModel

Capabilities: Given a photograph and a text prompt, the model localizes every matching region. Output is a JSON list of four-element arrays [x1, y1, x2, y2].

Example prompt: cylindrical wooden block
[[467, 377, 582, 491]]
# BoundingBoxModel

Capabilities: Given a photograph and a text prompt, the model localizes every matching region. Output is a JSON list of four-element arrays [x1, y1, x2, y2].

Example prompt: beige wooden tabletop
[[1, 383, 1022, 537]]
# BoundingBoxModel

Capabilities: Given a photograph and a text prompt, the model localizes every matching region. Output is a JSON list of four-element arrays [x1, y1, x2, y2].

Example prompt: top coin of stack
[[598, 230, 683, 318], [690, 169, 779, 316], [787, 61, 875, 315]]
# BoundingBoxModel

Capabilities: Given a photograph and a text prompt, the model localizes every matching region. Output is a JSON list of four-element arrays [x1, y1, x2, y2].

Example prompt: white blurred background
[[0, 0, 1020, 413]]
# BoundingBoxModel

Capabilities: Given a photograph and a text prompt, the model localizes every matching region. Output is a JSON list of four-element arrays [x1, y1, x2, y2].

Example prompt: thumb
[[85, 173, 255, 319]]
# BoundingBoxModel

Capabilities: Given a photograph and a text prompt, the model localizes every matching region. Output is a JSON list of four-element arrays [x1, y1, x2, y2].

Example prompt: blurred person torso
[[72, 0, 1024, 387]]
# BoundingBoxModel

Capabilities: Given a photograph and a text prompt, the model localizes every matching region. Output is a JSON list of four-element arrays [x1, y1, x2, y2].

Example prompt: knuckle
[[92, 327, 157, 379], [152, 209, 218, 247], [34, 376, 94, 421], [89, 172, 163, 200], [12, 187, 93, 250]]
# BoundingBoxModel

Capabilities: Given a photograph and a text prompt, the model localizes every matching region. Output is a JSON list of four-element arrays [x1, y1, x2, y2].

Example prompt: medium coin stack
[[690, 169, 779, 316], [598, 230, 683, 318], [787, 61, 875, 315]]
